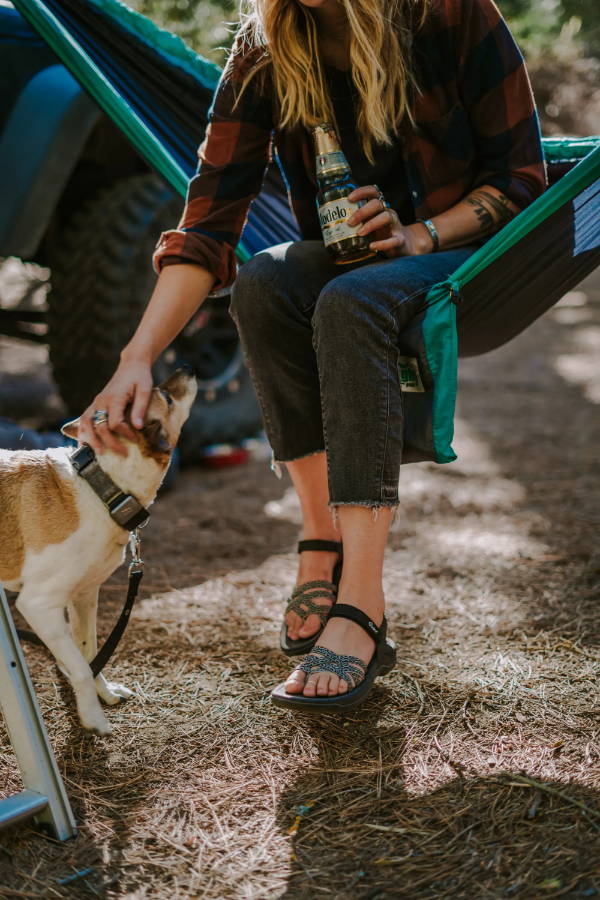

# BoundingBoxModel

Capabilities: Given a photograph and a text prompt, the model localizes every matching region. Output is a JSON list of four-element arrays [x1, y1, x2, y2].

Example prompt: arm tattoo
[[467, 190, 516, 235]]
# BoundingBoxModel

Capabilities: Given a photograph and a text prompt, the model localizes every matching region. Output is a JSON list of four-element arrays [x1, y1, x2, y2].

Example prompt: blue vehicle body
[[0, 61, 100, 258], [0, 4, 144, 262], [0, 4, 156, 270]]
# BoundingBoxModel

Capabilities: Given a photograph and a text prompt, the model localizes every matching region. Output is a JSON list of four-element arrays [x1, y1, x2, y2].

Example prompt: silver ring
[[92, 409, 109, 426], [373, 186, 387, 210]]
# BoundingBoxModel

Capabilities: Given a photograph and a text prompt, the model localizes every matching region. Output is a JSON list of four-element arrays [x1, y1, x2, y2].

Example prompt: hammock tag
[[398, 356, 425, 393]]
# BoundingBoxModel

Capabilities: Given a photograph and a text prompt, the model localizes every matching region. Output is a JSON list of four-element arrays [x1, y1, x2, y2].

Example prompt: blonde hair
[[232, 0, 430, 163]]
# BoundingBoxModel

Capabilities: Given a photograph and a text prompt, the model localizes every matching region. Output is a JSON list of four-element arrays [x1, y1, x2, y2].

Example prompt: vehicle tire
[[47, 172, 262, 461]]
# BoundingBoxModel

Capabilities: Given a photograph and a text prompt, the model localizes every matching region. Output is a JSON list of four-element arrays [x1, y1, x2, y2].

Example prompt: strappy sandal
[[279, 539, 343, 657], [271, 603, 397, 712]]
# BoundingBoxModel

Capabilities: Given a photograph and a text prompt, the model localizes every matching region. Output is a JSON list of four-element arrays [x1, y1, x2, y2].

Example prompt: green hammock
[[11, 0, 600, 465], [421, 140, 599, 462]]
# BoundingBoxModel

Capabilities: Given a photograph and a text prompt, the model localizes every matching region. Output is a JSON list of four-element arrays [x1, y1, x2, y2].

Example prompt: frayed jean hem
[[270, 447, 326, 479], [328, 500, 400, 525]]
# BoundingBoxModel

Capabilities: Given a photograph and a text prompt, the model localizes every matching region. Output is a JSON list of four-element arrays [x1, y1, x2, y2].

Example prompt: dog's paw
[[79, 707, 112, 736], [96, 678, 135, 705]]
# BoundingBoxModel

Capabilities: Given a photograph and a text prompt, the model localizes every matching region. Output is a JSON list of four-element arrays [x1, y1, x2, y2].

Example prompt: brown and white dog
[[0, 369, 197, 735]]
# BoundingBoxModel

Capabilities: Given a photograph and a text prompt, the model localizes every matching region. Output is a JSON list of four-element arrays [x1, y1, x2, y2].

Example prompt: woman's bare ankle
[[299, 523, 340, 543], [335, 586, 385, 624], [297, 549, 339, 584]]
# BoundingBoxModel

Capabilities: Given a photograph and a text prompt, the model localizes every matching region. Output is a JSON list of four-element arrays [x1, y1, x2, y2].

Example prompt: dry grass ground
[[0, 272, 599, 899]]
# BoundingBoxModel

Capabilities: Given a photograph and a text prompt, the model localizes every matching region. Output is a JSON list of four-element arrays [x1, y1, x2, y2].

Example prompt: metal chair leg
[[0, 584, 76, 840]]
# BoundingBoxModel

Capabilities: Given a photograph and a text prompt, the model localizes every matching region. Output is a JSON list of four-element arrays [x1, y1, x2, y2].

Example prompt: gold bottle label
[[319, 196, 362, 247]]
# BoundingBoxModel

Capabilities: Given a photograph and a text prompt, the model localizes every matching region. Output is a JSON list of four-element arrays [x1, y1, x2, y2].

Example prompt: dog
[[0, 368, 197, 735]]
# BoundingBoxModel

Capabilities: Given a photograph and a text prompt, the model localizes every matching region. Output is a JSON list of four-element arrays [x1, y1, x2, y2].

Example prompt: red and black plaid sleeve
[[452, 0, 547, 208], [153, 37, 273, 291]]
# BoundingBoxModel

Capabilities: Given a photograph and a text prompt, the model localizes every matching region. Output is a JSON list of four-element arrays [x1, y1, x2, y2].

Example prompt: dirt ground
[[0, 267, 599, 899]]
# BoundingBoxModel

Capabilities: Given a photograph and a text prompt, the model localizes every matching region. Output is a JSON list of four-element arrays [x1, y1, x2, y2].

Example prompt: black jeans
[[230, 240, 476, 508]]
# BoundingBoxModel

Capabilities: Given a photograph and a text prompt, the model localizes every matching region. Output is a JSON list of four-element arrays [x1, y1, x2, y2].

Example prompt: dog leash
[[16, 528, 145, 678], [90, 528, 144, 677]]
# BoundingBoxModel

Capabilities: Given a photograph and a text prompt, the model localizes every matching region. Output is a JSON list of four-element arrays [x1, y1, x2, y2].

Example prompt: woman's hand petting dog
[[347, 184, 432, 258], [79, 360, 154, 456]]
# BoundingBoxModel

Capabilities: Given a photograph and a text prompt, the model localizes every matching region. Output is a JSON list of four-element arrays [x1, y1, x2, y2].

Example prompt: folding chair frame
[[0, 584, 77, 840]]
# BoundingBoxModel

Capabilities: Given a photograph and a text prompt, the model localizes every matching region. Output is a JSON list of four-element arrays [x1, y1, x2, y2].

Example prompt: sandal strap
[[328, 603, 382, 642], [297, 645, 367, 689], [285, 580, 337, 625], [290, 579, 336, 599], [298, 540, 343, 556]]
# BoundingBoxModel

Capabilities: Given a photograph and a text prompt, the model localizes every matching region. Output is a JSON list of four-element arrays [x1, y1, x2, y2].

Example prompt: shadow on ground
[[277, 703, 600, 899]]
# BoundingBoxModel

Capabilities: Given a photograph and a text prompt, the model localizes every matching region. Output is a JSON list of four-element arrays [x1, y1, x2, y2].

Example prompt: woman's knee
[[231, 240, 334, 328], [313, 272, 375, 335], [229, 248, 283, 323]]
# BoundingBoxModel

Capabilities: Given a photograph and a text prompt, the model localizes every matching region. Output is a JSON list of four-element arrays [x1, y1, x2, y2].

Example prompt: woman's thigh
[[231, 240, 476, 336], [315, 247, 477, 321], [230, 240, 339, 322]]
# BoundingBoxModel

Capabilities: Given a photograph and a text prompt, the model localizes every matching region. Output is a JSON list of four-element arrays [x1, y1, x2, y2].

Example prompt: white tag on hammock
[[398, 356, 425, 392]]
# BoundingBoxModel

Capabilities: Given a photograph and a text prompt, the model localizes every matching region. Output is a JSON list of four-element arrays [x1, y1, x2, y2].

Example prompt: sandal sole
[[279, 622, 325, 657]]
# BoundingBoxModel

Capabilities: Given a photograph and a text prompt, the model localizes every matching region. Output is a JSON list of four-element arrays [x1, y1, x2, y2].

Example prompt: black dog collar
[[70, 445, 150, 531]]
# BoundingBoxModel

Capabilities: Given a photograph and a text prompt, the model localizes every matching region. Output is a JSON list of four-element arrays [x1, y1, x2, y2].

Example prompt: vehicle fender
[[0, 63, 101, 259]]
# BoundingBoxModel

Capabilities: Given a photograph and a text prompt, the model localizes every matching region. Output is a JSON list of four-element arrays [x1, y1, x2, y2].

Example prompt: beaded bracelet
[[418, 218, 440, 252]]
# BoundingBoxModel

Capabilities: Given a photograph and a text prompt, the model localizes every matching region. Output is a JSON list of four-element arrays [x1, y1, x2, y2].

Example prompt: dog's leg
[[68, 588, 134, 705], [16, 589, 111, 736]]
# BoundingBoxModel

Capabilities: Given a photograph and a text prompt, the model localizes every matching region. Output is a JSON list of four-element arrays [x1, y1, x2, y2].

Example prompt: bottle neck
[[312, 123, 351, 186], [316, 152, 350, 186], [312, 122, 339, 155]]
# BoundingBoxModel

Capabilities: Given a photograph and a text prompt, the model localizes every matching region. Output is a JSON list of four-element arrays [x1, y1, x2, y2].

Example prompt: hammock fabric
[[11, 0, 600, 464]]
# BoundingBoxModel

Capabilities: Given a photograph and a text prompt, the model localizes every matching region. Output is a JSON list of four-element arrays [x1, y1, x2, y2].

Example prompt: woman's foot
[[285, 546, 341, 640], [284, 592, 384, 696]]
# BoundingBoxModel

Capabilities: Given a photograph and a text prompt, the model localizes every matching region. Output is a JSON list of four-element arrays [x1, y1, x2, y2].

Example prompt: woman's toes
[[302, 676, 319, 697], [315, 673, 332, 696], [285, 668, 306, 694], [327, 674, 340, 695], [337, 678, 349, 694], [298, 611, 326, 638], [285, 611, 303, 640]]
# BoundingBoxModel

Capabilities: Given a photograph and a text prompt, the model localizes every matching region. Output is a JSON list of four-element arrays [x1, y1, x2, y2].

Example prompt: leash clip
[[128, 528, 144, 576]]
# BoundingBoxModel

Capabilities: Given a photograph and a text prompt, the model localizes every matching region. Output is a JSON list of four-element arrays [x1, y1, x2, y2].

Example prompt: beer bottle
[[312, 122, 377, 265]]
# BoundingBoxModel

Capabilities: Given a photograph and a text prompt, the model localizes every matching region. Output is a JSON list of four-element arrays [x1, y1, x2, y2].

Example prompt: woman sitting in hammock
[[78, 0, 546, 712]]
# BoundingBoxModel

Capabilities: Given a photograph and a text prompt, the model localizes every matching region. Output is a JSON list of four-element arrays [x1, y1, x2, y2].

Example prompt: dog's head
[[62, 368, 198, 466], [137, 368, 198, 465]]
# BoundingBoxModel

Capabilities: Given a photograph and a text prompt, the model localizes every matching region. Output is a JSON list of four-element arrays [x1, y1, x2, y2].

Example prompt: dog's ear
[[61, 418, 80, 440], [143, 418, 171, 453]]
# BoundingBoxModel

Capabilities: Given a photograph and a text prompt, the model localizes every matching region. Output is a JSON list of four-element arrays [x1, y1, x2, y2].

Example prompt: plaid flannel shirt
[[153, 0, 547, 292]]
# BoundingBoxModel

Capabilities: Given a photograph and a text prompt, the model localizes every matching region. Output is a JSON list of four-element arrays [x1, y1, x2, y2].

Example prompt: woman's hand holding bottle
[[347, 185, 432, 257], [348, 182, 519, 256]]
